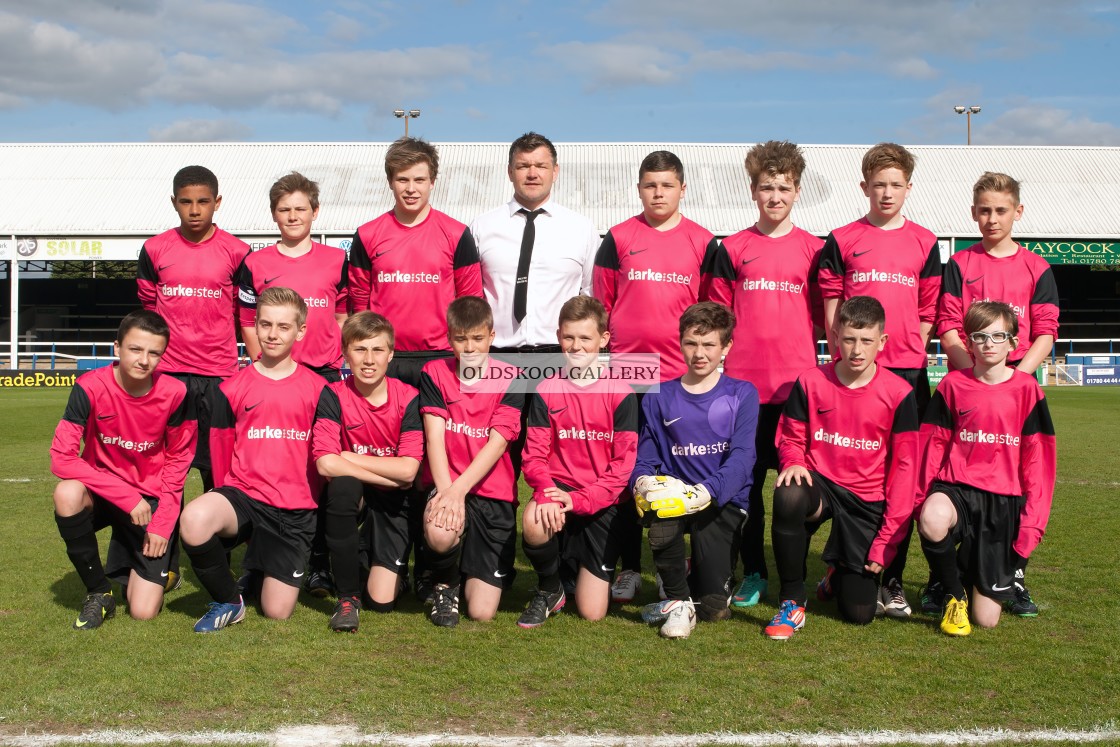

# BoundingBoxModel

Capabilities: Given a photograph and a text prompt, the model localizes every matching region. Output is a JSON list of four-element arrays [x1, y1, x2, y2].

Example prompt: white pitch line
[[4, 725, 1120, 747], [1056, 478, 1120, 487], [0, 479, 31, 483]]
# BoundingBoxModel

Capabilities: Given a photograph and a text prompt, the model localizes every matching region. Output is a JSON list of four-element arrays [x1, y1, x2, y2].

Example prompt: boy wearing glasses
[[933, 172, 1059, 616], [916, 301, 1056, 636]]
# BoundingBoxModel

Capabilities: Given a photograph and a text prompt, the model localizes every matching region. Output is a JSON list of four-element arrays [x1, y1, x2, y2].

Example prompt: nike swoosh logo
[[346, 423, 362, 431], [852, 250, 872, 257], [600, 564, 613, 572], [741, 257, 759, 265], [991, 583, 1011, 592], [158, 264, 174, 271], [445, 399, 461, 405], [663, 417, 682, 426], [493, 570, 507, 578], [262, 276, 280, 285], [293, 571, 305, 578], [965, 276, 984, 285], [160, 571, 169, 578], [96, 413, 116, 421], [817, 408, 834, 415], [374, 249, 394, 258], [74, 619, 90, 628], [549, 406, 567, 415], [628, 249, 648, 256], [957, 407, 976, 416], [394, 558, 405, 566], [245, 402, 263, 412]]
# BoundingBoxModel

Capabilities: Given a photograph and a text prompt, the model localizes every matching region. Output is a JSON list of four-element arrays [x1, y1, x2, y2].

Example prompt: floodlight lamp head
[[969, 106, 982, 114], [393, 109, 406, 118], [409, 109, 421, 118], [954, 106, 967, 114]]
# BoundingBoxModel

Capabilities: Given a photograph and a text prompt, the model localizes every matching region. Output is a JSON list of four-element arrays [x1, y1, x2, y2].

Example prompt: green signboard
[[956, 239, 1120, 266]]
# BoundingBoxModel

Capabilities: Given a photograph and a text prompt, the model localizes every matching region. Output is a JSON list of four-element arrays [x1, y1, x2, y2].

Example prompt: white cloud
[[148, 118, 252, 142], [979, 105, 1120, 146], [539, 41, 682, 89], [0, 5, 490, 124], [0, 11, 164, 107]]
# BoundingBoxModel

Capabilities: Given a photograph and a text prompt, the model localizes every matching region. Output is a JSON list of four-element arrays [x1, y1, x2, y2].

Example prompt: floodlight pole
[[953, 105, 982, 145], [393, 108, 421, 138]]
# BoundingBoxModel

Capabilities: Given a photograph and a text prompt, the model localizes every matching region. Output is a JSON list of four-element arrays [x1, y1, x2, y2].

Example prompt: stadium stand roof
[[1, 142, 1119, 239]]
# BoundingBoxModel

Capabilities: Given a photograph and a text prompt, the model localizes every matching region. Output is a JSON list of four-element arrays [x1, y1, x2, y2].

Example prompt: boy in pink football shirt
[[519, 296, 638, 628], [179, 288, 348, 633], [764, 296, 919, 641], [419, 297, 523, 628], [50, 311, 197, 629], [817, 143, 941, 616], [317, 312, 423, 633], [917, 301, 1056, 635], [704, 140, 824, 609], [933, 173, 1059, 616], [593, 150, 719, 604]]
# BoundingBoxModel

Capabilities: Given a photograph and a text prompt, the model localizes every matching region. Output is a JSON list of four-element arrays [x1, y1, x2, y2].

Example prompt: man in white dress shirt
[[471, 132, 600, 353]]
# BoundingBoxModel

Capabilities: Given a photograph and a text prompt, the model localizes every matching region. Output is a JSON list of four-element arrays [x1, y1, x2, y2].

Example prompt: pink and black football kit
[[917, 369, 1056, 602], [137, 226, 251, 484], [771, 363, 919, 621], [818, 217, 941, 371], [593, 215, 719, 381], [237, 243, 348, 376], [323, 376, 424, 599], [937, 245, 1059, 369], [348, 209, 482, 354], [419, 357, 524, 586], [50, 366, 196, 588]]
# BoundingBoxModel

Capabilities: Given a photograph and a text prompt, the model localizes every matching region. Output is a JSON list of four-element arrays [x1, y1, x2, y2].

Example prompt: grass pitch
[[1, 387, 1118, 742]]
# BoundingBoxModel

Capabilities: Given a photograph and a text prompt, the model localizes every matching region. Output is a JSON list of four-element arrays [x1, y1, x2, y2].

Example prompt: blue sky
[[1, 0, 1119, 146]]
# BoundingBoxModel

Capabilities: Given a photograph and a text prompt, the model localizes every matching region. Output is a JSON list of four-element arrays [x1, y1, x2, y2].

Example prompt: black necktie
[[514, 208, 543, 324]]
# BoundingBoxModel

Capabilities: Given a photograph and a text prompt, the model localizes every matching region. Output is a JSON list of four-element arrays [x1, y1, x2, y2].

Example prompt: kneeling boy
[[765, 296, 919, 640], [179, 287, 343, 632], [316, 312, 423, 632], [50, 310, 197, 628], [420, 297, 523, 627], [917, 301, 1055, 636], [632, 301, 759, 638], [520, 296, 639, 627]]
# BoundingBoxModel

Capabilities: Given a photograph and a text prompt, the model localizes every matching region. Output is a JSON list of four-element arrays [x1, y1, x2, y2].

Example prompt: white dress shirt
[[471, 197, 599, 348]]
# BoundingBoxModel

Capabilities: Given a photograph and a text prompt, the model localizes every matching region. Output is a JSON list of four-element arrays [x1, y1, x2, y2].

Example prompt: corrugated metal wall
[[2, 142, 1118, 238]]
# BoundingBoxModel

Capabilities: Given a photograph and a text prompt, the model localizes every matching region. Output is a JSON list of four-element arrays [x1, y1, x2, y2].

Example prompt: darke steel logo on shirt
[[99, 433, 157, 453], [161, 283, 223, 299], [377, 270, 439, 284], [848, 269, 916, 287], [813, 428, 881, 451], [957, 428, 1020, 446], [246, 426, 311, 441], [671, 440, 729, 456], [626, 268, 692, 285]]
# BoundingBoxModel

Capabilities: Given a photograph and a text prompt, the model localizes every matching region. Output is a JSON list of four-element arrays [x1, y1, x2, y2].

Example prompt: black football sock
[[324, 477, 363, 597], [882, 520, 913, 584], [183, 535, 239, 604], [771, 483, 818, 607], [427, 541, 462, 587], [649, 518, 689, 600], [55, 510, 111, 594], [833, 568, 879, 625], [740, 465, 769, 579], [523, 535, 562, 593], [920, 533, 964, 601]]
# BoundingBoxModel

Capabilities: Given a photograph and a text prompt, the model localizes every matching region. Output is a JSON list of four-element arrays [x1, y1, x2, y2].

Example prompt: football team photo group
[[51, 131, 1059, 644]]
